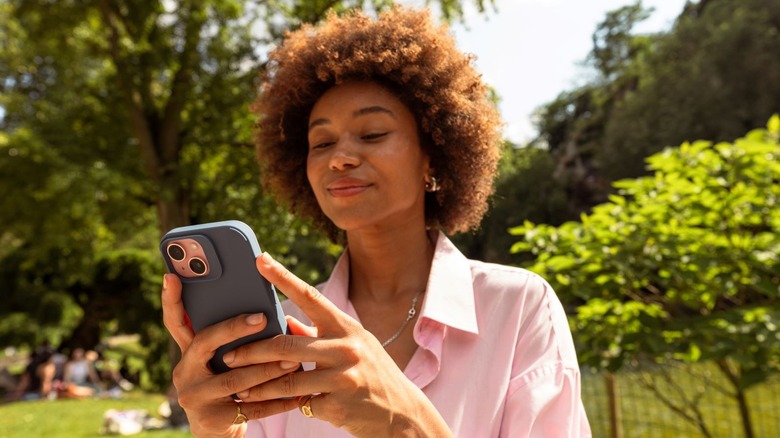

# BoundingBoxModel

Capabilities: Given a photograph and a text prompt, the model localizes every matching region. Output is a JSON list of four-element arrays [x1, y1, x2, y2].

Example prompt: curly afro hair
[[252, 5, 503, 239]]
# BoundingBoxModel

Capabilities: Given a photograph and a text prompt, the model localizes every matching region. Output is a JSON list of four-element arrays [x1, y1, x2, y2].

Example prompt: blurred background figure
[[61, 347, 103, 399], [10, 345, 57, 401]]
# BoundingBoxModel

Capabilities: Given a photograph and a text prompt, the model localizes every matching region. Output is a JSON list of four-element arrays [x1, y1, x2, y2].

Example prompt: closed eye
[[311, 141, 334, 150], [362, 132, 388, 141]]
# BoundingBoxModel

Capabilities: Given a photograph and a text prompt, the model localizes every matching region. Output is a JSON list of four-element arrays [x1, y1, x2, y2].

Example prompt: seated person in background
[[61, 347, 103, 398], [12, 347, 57, 401]]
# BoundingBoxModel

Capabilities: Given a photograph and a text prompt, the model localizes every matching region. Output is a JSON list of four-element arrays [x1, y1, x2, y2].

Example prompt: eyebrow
[[308, 105, 396, 132]]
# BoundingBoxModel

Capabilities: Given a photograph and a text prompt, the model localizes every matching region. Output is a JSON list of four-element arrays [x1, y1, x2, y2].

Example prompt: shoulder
[[466, 259, 579, 363], [467, 258, 568, 322], [429, 234, 566, 333], [468, 259, 542, 283], [467, 259, 554, 304]]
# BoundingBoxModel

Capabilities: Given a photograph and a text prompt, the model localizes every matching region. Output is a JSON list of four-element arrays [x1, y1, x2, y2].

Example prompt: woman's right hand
[[161, 273, 301, 438]]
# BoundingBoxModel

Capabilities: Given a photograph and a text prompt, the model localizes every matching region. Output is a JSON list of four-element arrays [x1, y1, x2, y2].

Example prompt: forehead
[[310, 81, 410, 118]]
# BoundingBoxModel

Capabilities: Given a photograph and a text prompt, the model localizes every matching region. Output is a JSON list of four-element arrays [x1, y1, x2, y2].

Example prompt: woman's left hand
[[226, 252, 452, 438]]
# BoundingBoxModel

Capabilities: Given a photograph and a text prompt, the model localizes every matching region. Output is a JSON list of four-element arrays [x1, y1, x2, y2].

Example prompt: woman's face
[[306, 81, 430, 233]]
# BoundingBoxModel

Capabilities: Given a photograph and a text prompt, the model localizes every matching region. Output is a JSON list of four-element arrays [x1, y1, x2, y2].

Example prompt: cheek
[[306, 156, 324, 197], [395, 146, 428, 181], [306, 151, 322, 177]]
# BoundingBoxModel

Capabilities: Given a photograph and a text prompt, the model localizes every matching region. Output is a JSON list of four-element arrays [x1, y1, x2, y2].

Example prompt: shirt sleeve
[[500, 364, 591, 437], [499, 275, 592, 437]]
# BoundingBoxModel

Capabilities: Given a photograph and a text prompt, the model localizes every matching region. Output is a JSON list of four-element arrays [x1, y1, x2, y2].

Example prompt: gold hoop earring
[[424, 176, 440, 192]]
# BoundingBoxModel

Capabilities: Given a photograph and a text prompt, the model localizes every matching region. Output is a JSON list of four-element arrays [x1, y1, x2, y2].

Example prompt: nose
[[328, 140, 360, 171]]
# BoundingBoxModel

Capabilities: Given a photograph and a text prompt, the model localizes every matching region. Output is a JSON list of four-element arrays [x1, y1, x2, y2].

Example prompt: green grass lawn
[[0, 391, 191, 438]]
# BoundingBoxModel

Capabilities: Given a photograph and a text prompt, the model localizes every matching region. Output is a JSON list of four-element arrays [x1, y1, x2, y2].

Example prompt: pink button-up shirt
[[249, 232, 591, 437]]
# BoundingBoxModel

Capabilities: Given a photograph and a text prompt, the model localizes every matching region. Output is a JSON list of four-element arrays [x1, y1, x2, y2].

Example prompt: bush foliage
[[512, 116, 780, 390]]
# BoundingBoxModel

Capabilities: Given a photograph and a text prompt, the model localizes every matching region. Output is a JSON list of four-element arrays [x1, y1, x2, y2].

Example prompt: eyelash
[[362, 132, 387, 141], [311, 132, 388, 149], [312, 141, 334, 149]]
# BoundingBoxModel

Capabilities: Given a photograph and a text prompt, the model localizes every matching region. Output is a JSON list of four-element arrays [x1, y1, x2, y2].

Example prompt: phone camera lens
[[167, 244, 186, 261], [189, 257, 208, 276]]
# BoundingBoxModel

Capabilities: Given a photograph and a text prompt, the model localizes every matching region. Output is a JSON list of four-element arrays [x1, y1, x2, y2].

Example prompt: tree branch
[[158, 4, 206, 164], [97, 0, 161, 182]]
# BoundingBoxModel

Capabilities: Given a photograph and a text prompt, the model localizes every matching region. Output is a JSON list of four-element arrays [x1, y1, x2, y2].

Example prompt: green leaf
[[768, 114, 780, 134]]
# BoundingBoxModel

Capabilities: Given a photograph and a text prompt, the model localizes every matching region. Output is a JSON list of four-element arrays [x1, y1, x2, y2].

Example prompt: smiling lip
[[326, 178, 372, 198]]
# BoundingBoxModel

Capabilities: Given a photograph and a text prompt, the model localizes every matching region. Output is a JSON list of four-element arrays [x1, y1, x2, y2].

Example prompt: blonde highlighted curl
[[252, 6, 503, 239]]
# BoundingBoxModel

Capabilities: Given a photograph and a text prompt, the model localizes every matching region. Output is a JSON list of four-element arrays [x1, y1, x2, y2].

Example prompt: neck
[[346, 225, 435, 304]]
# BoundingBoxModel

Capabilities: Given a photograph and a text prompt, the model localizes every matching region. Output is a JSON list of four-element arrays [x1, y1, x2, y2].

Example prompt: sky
[[440, 0, 690, 144], [0, 1, 689, 136]]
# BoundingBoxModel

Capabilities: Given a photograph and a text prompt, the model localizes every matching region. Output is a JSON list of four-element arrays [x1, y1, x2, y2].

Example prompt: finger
[[173, 397, 247, 434], [256, 252, 345, 329], [179, 360, 303, 402], [176, 398, 297, 432], [225, 334, 333, 369], [241, 398, 300, 421], [186, 312, 269, 369], [286, 316, 318, 337], [239, 366, 344, 401], [233, 361, 304, 400], [303, 393, 332, 422], [161, 274, 194, 351]]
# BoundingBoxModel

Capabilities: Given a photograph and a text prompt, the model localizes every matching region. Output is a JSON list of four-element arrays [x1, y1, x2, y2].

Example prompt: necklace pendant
[[380, 289, 424, 349]]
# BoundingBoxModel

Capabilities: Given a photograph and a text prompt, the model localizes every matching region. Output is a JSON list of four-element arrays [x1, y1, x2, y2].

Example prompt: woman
[[12, 347, 56, 401], [61, 347, 103, 398], [162, 6, 591, 437]]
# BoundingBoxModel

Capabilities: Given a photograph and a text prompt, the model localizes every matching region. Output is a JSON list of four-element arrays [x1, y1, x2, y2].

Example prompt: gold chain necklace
[[381, 290, 424, 348]]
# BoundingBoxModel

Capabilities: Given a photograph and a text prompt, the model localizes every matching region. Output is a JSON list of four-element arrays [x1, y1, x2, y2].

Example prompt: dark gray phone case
[[160, 220, 287, 373]]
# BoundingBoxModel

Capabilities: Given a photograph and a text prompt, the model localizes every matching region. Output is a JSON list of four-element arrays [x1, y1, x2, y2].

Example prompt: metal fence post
[[606, 371, 623, 438]]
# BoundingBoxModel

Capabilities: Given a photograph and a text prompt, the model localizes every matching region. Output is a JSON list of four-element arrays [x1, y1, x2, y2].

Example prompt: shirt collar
[[421, 231, 479, 335], [318, 231, 479, 335]]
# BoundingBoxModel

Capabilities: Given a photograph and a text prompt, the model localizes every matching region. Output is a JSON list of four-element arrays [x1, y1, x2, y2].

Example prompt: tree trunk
[[62, 305, 103, 352], [735, 387, 754, 438], [716, 359, 755, 438]]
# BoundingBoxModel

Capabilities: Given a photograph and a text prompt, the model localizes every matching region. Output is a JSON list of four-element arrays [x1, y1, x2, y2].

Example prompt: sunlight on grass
[[0, 391, 190, 438]]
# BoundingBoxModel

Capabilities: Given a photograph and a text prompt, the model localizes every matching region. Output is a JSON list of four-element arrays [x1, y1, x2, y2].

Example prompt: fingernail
[[246, 313, 265, 325], [280, 361, 299, 370], [260, 251, 274, 265], [163, 275, 168, 290], [223, 351, 235, 364], [238, 390, 250, 400]]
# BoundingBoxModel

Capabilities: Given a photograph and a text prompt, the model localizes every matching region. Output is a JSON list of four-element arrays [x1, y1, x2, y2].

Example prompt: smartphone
[[160, 220, 287, 373]]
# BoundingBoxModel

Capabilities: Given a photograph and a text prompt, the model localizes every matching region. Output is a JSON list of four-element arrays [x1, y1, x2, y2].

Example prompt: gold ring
[[298, 394, 316, 418], [233, 402, 248, 424]]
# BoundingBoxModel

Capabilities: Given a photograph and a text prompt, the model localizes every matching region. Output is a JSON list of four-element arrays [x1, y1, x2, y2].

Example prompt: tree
[[590, 2, 651, 81], [0, 0, 493, 387], [530, 2, 658, 216], [511, 116, 780, 438], [601, 0, 780, 181], [533, 0, 780, 217], [452, 142, 570, 265]]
